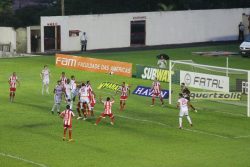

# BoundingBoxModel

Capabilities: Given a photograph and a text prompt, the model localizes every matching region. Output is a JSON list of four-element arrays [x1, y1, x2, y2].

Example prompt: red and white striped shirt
[[102, 100, 114, 114], [120, 86, 129, 97], [9, 75, 18, 88], [152, 81, 161, 94], [60, 109, 75, 126]]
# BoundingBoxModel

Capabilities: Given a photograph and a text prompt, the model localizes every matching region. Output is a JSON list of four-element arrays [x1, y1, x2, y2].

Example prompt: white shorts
[[179, 110, 189, 117], [65, 93, 71, 101], [54, 94, 62, 104], [80, 96, 90, 104], [71, 90, 78, 98], [43, 79, 49, 85]]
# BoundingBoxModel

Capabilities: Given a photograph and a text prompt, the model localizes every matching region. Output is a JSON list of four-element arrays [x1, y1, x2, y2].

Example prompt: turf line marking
[[0, 152, 48, 167], [234, 135, 250, 139], [116, 115, 230, 139]]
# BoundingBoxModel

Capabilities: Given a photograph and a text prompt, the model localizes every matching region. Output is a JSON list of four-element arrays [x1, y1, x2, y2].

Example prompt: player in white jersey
[[78, 83, 91, 120], [151, 78, 164, 106], [64, 79, 73, 109], [40, 65, 50, 95], [116, 82, 130, 111], [51, 80, 65, 114], [95, 96, 115, 125], [60, 72, 67, 87], [177, 93, 193, 129], [8, 72, 20, 102], [70, 75, 78, 102]]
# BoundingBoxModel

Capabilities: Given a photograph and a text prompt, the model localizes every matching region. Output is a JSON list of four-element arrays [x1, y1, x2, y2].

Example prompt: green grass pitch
[[1, 44, 250, 167]]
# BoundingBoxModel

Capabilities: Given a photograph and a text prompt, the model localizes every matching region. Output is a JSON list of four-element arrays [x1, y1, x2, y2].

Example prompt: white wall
[[40, 8, 250, 52], [0, 27, 16, 52]]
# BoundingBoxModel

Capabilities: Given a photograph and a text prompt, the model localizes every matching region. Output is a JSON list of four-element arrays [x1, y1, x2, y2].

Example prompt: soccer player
[[89, 92, 96, 116], [8, 72, 20, 102], [78, 83, 91, 120], [117, 82, 130, 111], [40, 65, 50, 95], [177, 93, 193, 129], [95, 96, 115, 126], [60, 72, 67, 87], [86, 80, 95, 116], [51, 80, 65, 114], [65, 79, 72, 109], [181, 83, 197, 112], [60, 105, 75, 142], [151, 78, 164, 106]]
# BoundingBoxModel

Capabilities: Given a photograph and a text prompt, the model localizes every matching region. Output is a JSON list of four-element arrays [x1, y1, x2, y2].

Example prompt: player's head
[[57, 80, 61, 85], [87, 80, 90, 85], [62, 72, 65, 76], [71, 75, 75, 80], [122, 82, 125, 86], [179, 93, 183, 98], [106, 97, 110, 101], [81, 82, 85, 87], [44, 65, 48, 69], [66, 105, 70, 109], [13, 72, 16, 76], [67, 78, 70, 84]]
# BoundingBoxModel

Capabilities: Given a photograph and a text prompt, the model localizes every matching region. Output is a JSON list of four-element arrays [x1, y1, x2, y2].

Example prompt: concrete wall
[[16, 28, 27, 53], [40, 8, 250, 52], [0, 27, 16, 52]]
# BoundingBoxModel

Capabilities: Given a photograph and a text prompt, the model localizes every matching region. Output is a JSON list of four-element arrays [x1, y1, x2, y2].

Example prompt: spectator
[[157, 55, 167, 69], [238, 22, 245, 42], [80, 32, 88, 51]]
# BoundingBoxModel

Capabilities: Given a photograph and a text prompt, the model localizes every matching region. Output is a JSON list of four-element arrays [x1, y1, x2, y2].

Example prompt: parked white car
[[240, 35, 250, 57]]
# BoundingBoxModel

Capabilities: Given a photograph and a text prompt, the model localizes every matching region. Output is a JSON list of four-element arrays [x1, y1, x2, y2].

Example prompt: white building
[[29, 8, 250, 53]]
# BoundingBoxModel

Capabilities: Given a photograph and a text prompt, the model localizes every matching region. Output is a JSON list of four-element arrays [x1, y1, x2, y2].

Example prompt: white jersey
[[41, 69, 50, 81], [65, 84, 71, 99], [157, 59, 167, 68], [178, 98, 189, 112], [79, 86, 90, 103]]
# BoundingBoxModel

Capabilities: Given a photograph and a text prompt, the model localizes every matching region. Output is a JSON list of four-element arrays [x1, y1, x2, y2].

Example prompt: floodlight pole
[[226, 56, 229, 77], [61, 0, 65, 16], [169, 60, 172, 105], [248, 71, 250, 117]]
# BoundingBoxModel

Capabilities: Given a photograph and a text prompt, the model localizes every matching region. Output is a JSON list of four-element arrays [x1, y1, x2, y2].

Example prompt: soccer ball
[[109, 71, 114, 75]]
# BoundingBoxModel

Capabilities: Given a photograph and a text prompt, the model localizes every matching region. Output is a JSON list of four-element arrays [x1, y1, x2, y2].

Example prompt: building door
[[130, 20, 146, 46], [31, 29, 41, 53], [44, 26, 61, 51]]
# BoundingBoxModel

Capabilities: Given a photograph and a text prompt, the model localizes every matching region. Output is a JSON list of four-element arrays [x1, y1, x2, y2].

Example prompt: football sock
[[179, 117, 182, 127], [95, 117, 102, 124], [70, 101, 73, 110], [69, 130, 72, 139], [77, 108, 81, 117], [64, 129, 67, 138], [51, 103, 56, 111], [56, 104, 60, 112], [152, 98, 155, 105], [187, 116, 192, 124]]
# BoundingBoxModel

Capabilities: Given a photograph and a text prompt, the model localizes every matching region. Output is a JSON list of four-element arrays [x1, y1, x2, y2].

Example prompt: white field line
[[0, 152, 48, 167], [116, 115, 230, 139], [233, 135, 250, 139]]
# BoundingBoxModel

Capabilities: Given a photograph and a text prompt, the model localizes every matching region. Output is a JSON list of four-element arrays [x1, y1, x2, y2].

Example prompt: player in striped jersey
[[60, 105, 75, 142], [117, 82, 130, 111], [8, 72, 20, 102], [86, 80, 95, 116], [95, 96, 115, 125], [151, 78, 164, 106], [177, 93, 193, 129]]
